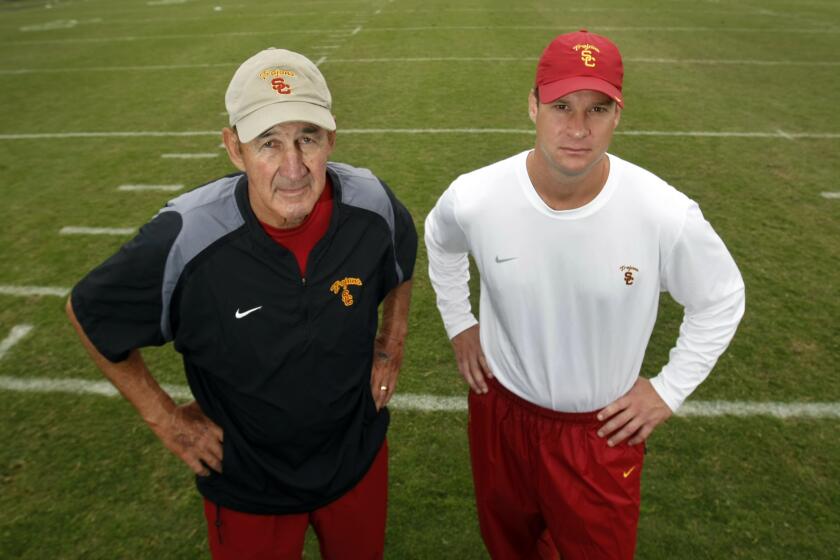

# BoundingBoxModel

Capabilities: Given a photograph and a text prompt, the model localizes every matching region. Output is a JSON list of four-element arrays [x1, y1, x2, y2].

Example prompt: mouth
[[272, 183, 309, 196], [559, 147, 590, 154]]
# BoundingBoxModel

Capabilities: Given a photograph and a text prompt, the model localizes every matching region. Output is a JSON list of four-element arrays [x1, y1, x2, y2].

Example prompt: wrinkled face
[[223, 121, 336, 228], [528, 89, 621, 180]]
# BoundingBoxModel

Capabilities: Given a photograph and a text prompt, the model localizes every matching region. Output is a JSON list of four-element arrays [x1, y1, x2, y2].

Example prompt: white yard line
[[615, 130, 840, 139], [3, 29, 351, 45], [821, 192, 840, 199], [359, 25, 840, 33], [0, 376, 193, 400], [0, 285, 69, 297], [0, 6, 801, 28], [0, 63, 236, 74], [0, 131, 220, 139], [161, 153, 218, 159], [776, 128, 795, 140], [625, 57, 840, 66], [4, 58, 836, 74], [677, 401, 840, 418], [117, 184, 183, 191], [2, 129, 840, 140], [59, 226, 135, 235], [393, 7, 800, 14], [0, 375, 837, 418], [6, 25, 836, 46], [391, 393, 467, 412], [0, 326, 34, 362]]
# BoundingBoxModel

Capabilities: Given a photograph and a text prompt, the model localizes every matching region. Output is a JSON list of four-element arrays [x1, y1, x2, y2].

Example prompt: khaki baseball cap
[[225, 48, 336, 143]]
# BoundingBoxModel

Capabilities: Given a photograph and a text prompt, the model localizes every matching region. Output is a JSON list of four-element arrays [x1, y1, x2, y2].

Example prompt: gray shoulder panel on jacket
[[158, 175, 245, 340], [328, 162, 404, 283]]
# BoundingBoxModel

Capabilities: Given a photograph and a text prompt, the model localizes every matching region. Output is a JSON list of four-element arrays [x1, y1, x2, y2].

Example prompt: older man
[[425, 30, 744, 559], [67, 48, 416, 559]]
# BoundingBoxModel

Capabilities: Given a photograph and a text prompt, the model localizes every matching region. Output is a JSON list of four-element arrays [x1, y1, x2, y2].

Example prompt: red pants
[[204, 441, 387, 560], [469, 379, 644, 560]]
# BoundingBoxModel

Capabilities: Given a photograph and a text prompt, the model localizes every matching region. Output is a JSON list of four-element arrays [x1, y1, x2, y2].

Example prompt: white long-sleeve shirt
[[425, 151, 745, 412]]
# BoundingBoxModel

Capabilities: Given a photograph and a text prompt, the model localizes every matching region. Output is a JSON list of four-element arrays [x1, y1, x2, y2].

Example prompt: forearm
[[66, 297, 176, 428], [425, 233, 478, 339], [378, 280, 412, 345], [424, 188, 478, 339], [369, 280, 413, 407], [650, 287, 746, 411]]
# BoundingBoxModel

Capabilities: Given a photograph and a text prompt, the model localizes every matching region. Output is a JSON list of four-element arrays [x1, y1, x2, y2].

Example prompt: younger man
[[425, 30, 744, 559]]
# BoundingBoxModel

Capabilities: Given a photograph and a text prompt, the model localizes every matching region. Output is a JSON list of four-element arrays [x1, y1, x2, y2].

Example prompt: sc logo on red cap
[[573, 44, 601, 68]]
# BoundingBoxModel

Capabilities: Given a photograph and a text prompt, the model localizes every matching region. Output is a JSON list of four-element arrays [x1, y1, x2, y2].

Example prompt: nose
[[279, 148, 308, 181], [566, 111, 589, 140]]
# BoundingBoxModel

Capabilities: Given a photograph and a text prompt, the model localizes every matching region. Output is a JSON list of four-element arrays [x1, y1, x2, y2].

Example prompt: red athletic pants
[[469, 379, 644, 560], [203, 440, 387, 560]]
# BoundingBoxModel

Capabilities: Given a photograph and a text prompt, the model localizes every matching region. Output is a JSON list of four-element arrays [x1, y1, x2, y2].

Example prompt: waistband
[[486, 377, 602, 423]]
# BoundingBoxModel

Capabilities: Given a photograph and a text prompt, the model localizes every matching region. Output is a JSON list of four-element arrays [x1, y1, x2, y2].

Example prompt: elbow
[[65, 295, 75, 321], [734, 285, 746, 323]]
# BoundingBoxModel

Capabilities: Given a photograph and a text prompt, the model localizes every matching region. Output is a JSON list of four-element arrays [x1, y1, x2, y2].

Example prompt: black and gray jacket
[[72, 162, 417, 513]]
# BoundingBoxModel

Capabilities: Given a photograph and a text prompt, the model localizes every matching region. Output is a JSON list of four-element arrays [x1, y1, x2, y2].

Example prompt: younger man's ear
[[528, 89, 539, 124]]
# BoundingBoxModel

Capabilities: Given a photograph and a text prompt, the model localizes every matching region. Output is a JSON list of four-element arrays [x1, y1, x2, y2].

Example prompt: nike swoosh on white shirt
[[234, 306, 262, 319], [495, 256, 517, 263]]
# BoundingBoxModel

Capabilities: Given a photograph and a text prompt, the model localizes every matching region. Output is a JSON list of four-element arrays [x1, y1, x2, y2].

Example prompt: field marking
[[352, 25, 363, 35], [0, 375, 193, 401], [2, 29, 354, 45], [5, 25, 837, 46], [0, 6, 804, 26], [117, 184, 183, 191], [0, 285, 69, 298], [73, 10, 360, 24], [359, 25, 840, 34], [677, 401, 840, 418], [161, 153, 218, 159], [776, 128, 794, 140], [20, 19, 78, 31], [821, 192, 840, 199], [0, 63, 237, 74], [615, 130, 840, 139], [2, 129, 840, 140], [4, 57, 837, 75], [0, 326, 34, 362], [392, 6, 810, 14], [0, 131, 220, 139], [625, 57, 840, 66], [59, 226, 135, 235], [0, 375, 838, 418], [315, 56, 327, 66]]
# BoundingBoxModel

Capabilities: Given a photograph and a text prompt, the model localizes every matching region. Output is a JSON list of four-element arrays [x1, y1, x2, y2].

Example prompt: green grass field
[[1, 0, 839, 558]]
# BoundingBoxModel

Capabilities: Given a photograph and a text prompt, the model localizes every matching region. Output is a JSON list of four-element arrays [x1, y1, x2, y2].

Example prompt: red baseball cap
[[535, 29, 624, 107]]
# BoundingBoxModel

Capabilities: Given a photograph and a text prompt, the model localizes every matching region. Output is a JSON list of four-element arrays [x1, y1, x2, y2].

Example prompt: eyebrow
[[548, 98, 615, 108], [257, 125, 322, 139]]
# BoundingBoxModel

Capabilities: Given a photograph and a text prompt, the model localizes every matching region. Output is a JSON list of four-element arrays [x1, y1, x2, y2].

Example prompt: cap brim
[[539, 76, 623, 108], [235, 101, 336, 142]]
